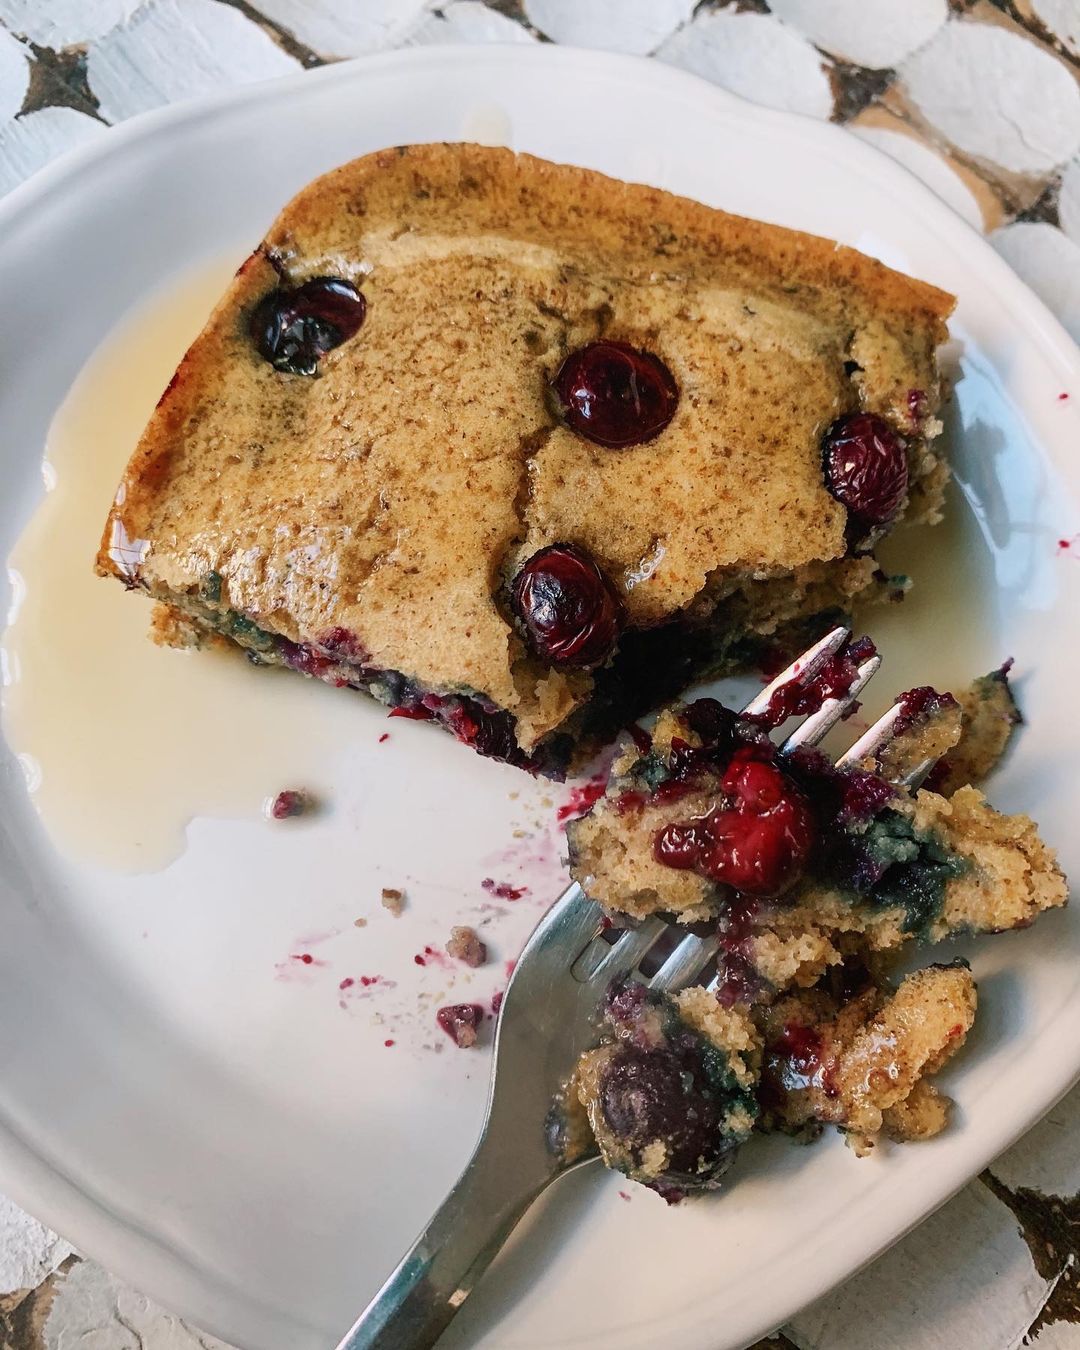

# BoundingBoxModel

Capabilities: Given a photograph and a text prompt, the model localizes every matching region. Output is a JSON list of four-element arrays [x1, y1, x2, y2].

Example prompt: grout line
[[215, 0, 327, 69], [18, 41, 106, 123]]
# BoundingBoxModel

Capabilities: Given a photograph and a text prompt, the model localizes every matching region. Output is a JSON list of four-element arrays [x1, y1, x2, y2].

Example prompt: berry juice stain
[[556, 776, 606, 823], [482, 877, 528, 900]]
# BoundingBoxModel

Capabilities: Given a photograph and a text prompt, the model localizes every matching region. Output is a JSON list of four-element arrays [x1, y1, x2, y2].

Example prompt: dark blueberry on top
[[511, 543, 624, 668], [552, 341, 679, 448], [821, 413, 908, 528], [250, 277, 366, 376], [604, 979, 650, 1026], [599, 1044, 726, 1176], [681, 696, 738, 751]]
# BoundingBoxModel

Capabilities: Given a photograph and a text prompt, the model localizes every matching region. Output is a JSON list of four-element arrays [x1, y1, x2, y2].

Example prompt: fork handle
[[333, 1129, 550, 1350]]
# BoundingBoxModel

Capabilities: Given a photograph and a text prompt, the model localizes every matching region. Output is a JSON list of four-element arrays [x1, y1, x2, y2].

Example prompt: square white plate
[[1, 45, 1079, 1350]]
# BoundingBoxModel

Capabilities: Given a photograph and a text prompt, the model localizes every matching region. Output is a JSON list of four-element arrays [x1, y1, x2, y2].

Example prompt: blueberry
[[511, 543, 623, 668], [250, 277, 365, 376], [552, 341, 678, 448]]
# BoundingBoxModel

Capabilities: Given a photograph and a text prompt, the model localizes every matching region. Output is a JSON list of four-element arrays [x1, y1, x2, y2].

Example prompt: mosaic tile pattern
[[0, 0, 1078, 336], [1, 4, 1079, 1349]]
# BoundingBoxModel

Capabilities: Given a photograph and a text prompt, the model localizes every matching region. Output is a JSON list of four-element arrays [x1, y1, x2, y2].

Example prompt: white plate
[[2, 45, 1080, 1350]]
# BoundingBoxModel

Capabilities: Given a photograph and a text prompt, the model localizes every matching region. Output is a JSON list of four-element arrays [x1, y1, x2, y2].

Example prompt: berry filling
[[250, 276, 366, 376], [762, 1021, 838, 1103], [654, 749, 816, 897], [552, 341, 679, 448], [786, 746, 897, 828], [822, 413, 908, 530], [511, 543, 623, 668], [891, 685, 959, 738], [752, 635, 877, 728], [907, 387, 928, 429], [195, 606, 568, 774], [847, 809, 970, 934]]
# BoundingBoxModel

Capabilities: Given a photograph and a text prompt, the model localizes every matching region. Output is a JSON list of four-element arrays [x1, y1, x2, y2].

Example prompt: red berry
[[721, 754, 787, 812], [822, 413, 908, 527], [700, 807, 801, 896], [775, 1022, 824, 1076], [706, 755, 814, 896], [319, 626, 368, 662], [653, 750, 815, 898], [653, 820, 708, 870], [552, 341, 678, 448], [511, 543, 623, 668]]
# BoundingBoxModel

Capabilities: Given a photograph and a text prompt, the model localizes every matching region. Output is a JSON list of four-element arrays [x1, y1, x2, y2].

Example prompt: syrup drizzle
[[1, 259, 352, 872]]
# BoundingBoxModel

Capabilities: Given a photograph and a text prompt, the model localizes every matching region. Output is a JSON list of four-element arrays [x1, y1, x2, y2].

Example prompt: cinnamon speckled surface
[[98, 142, 949, 751], [3, 4, 1080, 1349]]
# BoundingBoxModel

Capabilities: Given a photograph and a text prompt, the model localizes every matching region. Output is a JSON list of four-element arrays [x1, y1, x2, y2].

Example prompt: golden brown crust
[[98, 144, 954, 749], [936, 668, 1022, 795]]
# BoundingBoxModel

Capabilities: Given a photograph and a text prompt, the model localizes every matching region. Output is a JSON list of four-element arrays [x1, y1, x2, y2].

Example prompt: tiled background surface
[[1, 2, 1080, 1348], [1, 0, 1079, 342]]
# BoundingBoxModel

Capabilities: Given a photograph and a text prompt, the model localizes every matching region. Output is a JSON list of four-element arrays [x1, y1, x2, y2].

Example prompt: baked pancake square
[[97, 144, 955, 774]]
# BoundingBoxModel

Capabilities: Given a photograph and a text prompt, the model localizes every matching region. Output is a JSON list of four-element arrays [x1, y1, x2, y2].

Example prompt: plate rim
[[1, 40, 1079, 1350], [2, 43, 1078, 381]]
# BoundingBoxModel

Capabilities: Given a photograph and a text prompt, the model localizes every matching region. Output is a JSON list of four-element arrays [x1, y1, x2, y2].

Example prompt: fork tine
[[566, 633, 925, 1016], [779, 651, 881, 754], [588, 916, 667, 985], [648, 933, 720, 992], [899, 758, 937, 790], [834, 700, 904, 770], [742, 625, 850, 720]]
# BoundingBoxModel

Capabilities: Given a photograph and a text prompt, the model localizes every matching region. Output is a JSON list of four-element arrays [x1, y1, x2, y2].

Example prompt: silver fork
[[335, 626, 897, 1350]]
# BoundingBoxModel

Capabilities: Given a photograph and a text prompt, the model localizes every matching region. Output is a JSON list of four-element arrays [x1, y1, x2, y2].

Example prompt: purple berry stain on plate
[[482, 877, 528, 901], [557, 775, 607, 823]]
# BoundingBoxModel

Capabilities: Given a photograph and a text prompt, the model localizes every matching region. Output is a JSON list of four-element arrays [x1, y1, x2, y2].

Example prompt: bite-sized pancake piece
[[756, 783, 1067, 989], [567, 684, 1066, 999], [760, 963, 976, 1154], [559, 963, 977, 1196], [870, 685, 962, 784], [558, 982, 760, 1198], [932, 663, 1022, 795], [873, 665, 1022, 792], [97, 143, 954, 771]]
